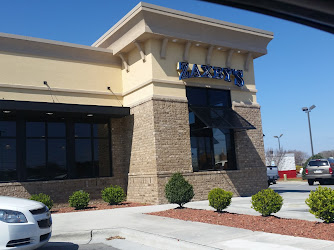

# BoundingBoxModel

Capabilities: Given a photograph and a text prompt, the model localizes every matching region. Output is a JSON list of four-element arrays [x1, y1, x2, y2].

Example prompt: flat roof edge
[[0, 32, 114, 54]]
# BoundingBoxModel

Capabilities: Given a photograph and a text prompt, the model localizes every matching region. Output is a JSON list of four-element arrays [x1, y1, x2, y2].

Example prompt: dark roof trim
[[202, 0, 334, 34], [0, 100, 129, 118]]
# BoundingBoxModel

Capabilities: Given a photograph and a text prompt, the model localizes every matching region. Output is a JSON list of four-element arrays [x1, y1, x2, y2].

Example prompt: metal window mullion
[[90, 123, 95, 178], [17, 118, 26, 181], [45, 122, 48, 179], [209, 129, 215, 170], [108, 120, 113, 177]]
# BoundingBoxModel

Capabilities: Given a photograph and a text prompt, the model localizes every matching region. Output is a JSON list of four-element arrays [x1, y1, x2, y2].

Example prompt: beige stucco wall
[[0, 52, 123, 106], [120, 38, 258, 107]]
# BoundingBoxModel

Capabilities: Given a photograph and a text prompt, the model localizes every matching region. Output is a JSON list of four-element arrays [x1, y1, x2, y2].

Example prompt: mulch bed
[[51, 201, 149, 214], [148, 208, 334, 241]]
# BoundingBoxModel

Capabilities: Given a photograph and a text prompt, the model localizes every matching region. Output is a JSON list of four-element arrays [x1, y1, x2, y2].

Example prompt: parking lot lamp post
[[274, 134, 283, 151], [302, 105, 315, 156]]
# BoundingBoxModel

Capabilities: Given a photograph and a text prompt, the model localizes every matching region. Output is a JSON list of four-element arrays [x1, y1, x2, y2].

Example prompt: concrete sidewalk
[[44, 183, 334, 249]]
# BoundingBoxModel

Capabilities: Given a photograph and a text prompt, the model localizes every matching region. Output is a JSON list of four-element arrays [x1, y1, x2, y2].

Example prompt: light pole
[[302, 105, 316, 156], [274, 134, 283, 151]]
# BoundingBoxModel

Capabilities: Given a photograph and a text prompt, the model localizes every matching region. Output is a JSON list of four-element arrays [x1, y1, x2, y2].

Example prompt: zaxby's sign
[[177, 62, 244, 87]]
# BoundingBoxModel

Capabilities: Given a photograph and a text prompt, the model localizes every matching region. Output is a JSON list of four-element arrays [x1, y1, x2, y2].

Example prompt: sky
[[0, 0, 333, 156]]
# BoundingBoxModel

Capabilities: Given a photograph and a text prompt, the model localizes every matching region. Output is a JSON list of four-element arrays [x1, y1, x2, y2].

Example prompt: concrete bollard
[[284, 174, 287, 181]]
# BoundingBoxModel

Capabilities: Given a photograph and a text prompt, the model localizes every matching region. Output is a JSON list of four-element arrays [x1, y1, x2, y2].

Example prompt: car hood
[[0, 196, 44, 210]]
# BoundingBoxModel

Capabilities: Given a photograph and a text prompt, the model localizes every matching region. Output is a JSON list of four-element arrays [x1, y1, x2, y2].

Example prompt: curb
[[50, 230, 92, 245], [52, 227, 221, 249]]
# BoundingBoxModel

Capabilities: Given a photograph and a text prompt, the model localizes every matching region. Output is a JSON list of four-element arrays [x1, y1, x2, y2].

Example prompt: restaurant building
[[0, 2, 273, 204]]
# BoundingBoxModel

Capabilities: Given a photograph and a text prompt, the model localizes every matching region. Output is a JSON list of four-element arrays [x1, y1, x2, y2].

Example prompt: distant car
[[305, 159, 334, 185], [267, 166, 279, 185], [0, 196, 52, 249]]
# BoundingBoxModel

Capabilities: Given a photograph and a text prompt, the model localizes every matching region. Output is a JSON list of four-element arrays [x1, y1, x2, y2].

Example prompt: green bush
[[305, 186, 334, 223], [69, 190, 90, 209], [101, 185, 126, 205], [251, 189, 283, 216], [208, 188, 233, 212], [30, 193, 53, 210], [165, 173, 194, 208]]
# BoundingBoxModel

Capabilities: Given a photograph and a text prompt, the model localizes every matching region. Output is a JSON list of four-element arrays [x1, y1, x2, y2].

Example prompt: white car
[[0, 196, 52, 249]]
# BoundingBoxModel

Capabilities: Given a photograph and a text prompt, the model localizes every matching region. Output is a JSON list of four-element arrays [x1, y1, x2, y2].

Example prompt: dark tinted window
[[208, 89, 231, 107], [74, 122, 111, 178], [75, 123, 91, 137], [186, 87, 207, 106], [187, 87, 236, 171], [26, 122, 45, 137], [0, 121, 16, 137], [48, 122, 65, 137], [0, 139, 17, 181], [308, 160, 329, 166]]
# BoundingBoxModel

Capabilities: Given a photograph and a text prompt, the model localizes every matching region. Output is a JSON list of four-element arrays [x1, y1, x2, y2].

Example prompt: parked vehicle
[[305, 159, 334, 185], [267, 166, 279, 185], [0, 196, 52, 249]]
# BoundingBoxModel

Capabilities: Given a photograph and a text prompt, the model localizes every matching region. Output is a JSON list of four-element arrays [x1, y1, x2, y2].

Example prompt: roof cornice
[[92, 2, 273, 57]]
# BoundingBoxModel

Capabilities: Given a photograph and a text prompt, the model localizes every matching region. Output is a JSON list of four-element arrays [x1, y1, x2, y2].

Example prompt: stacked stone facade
[[0, 177, 126, 203], [124, 98, 267, 204]]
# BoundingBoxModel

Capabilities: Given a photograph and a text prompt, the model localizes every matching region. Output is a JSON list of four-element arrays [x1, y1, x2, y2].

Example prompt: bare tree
[[318, 150, 334, 159], [265, 148, 286, 167], [286, 150, 309, 166]]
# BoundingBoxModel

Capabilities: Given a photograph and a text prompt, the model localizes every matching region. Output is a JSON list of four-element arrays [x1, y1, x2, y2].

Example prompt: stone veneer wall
[[125, 98, 193, 204], [232, 104, 268, 191], [0, 177, 127, 203], [156, 168, 266, 204], [154, 102, 267, 204], [125, 100, 160, 204], [125, 99, 268, 204]]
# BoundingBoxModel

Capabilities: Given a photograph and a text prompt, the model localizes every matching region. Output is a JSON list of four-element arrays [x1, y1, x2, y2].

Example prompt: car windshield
[[308, 160, 328, 166]]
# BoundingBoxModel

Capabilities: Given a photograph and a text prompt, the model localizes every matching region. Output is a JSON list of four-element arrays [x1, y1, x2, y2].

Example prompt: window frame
[[0, 117, 113, 183], [186, 86, 237, 172]]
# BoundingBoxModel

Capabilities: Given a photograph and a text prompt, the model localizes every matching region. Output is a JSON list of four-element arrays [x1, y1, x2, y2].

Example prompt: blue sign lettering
[[177, 62, 244, 87]]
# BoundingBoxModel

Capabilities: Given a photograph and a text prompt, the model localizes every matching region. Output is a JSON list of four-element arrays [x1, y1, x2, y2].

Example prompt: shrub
[[251, 189, 283, 216], [165, 173, 194, 208], [208, 188, 233, 212], [69, 190, 90, 209], [305, 186, 334, 223], [30, 193, 53, 210], [101, 185, 126, 205]]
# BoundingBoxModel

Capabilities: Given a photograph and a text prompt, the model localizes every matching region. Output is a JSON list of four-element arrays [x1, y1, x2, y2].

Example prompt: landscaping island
[[149, 208, 334, 242]]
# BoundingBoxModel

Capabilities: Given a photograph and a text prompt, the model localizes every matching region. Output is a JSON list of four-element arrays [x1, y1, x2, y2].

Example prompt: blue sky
[[1, 0, 333, 156]]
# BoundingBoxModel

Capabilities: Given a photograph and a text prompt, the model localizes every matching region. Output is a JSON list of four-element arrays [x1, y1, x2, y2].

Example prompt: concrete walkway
[[45, 182, 334, 249]]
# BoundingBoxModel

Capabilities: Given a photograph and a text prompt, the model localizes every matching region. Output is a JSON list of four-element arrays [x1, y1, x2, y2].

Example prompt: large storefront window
[[0, 118, 112, 182], [26, 122, 67, 181], [186, 87, 237, 171], [74, 123, 111, 178]]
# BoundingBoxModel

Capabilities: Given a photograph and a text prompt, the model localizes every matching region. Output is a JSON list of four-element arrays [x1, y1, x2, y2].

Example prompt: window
[[74, 122, 111, 178], [26, 122, 67, 181], [309, 160, 328, 166], [186, 87, 236, 171], [0, 121, 17, 181], [0, 118, 112, 183]]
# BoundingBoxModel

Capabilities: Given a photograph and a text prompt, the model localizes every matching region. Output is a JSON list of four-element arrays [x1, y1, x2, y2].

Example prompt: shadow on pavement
[[273, 189, 311, 194], [40, 242, 79, 249]]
